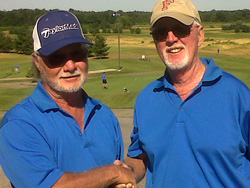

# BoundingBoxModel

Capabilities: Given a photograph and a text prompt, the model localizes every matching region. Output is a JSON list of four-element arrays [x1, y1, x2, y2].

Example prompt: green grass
[[205, 31, 250, 40], [0, 86, 33, 110], [0, 53, 31, 78], [83, 70, 163, 108], [0, 25, 249, 114]]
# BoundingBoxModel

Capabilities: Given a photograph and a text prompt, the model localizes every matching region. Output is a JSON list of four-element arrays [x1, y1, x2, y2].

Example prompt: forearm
[[124, 153, 148, 183], [52, 164, 135, 188]]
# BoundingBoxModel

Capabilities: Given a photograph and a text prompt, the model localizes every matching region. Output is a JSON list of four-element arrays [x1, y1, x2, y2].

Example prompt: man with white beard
[[114, 0, 250, 187], [0, 10, 136, 188]]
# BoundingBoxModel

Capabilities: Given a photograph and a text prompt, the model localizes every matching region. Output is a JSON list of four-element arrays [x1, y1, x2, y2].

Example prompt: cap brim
[[38, 37, 92, 56]]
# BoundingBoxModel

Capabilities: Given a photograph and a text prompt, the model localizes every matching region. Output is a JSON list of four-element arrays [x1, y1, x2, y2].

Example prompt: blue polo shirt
[[0, 81, 123, 188], [128, 58, 250, 188]]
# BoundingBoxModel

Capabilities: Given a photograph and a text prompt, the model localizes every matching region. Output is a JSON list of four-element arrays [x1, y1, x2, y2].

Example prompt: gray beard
[[39, 64, 87, 93]]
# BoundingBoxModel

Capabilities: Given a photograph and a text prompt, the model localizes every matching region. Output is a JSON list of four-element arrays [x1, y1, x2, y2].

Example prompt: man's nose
[[63, 59, 77, 72], [165, 31, 178, 45]]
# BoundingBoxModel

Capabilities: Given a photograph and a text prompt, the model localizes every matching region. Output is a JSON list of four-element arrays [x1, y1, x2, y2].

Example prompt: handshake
[[111, 159, 137, 188]]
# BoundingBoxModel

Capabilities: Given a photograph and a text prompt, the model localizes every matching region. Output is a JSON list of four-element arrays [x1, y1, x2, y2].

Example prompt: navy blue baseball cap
[[33, 10, 92, 56]]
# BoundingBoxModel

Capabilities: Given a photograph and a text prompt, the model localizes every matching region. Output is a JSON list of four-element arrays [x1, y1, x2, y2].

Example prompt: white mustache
[[59, 69, 83, 78]]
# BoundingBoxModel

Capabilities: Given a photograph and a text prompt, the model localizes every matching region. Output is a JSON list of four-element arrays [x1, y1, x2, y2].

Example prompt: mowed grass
[[0, 24, 249, 116], [0, 86, 33, 110], [0, 53, 32, 78]]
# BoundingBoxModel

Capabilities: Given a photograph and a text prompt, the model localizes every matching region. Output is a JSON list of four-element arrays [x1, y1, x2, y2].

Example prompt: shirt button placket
[[177, 105, 185, 123], [78, 131, 86, 148]]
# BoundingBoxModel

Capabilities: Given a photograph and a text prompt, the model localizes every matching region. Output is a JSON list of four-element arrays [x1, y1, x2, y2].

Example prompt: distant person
[[101, 72, 108, 89], [217, 48, 220, 55], [14, 65, 19, 73], [114, 0, 250, 187], [0, 10, 136, 188]]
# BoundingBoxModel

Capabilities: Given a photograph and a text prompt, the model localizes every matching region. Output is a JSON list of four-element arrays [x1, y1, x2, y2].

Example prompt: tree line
[[0, 28, 112, 58], [0, 9, 249, 56], [0, 9, 249, 27]]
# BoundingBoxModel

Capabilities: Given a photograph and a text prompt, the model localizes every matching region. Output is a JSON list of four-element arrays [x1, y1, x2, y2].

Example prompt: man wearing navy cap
[[0, 10, 136, 188], [114, 0, 250, 187]]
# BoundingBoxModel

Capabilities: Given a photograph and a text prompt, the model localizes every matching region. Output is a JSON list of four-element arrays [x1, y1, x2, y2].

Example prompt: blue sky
[[0, 0, 249, 11]]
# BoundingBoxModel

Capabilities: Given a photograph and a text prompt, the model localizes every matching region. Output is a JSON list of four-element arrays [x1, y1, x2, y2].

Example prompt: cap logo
[[162, 0, 174, 10], [41, 23, 78, 39]]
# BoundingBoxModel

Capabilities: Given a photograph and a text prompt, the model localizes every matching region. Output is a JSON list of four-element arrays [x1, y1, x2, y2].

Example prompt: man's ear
[[32, 52, 40, 70], [198, 25, 204, 47]]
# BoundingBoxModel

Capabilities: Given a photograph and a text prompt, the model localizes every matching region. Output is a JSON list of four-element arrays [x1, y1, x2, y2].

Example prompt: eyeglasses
[[40, 47, 88, 68], [151, 24, 193, 41]]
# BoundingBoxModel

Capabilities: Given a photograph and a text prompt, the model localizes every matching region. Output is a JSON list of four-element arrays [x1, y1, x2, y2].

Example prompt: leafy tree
[[89, 23, 100, 34], [0, 9, 249, 27], [84, 35, 94, 57], [242, 25, 250, 32], [120, 16, 133, 29], [113, 23, 123, 33], [216, 12, 228, 22], [90, 35, 110, 59], [89, 27, 100, 34], [235, 27, 241, 33], [0, 8, 249, 53], [221, 22, 250, 33], [0, 32, 14, 52], [130, 27, 135, 34], [81, 25, 88, 34], [15, 27, 33, 54], [102, 28, 111, 33], [100, 21, 111, 30], [135, 27, 141, 34], [130, 27, 141, 34], [100, 21, 112, 33]]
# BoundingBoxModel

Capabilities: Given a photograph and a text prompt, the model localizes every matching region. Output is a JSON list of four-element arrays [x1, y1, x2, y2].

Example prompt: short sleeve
[[0, 119, 63, 188], [127, 108, 143, 157]]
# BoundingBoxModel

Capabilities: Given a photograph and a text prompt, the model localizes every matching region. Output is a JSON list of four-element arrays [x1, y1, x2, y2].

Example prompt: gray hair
[[31, 52, 41, 79]]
